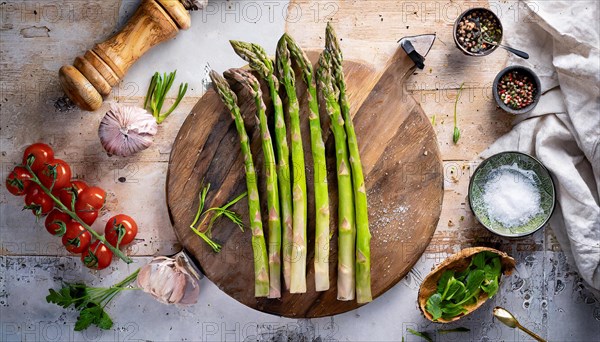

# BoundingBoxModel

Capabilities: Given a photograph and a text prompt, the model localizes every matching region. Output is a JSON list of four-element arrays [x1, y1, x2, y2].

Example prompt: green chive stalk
[[284, 33, 331, 291], [209, 70, 269, 297]]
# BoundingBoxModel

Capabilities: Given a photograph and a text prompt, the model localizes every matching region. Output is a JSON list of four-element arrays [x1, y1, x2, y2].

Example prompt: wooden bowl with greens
[[418, 247, 516, 323]]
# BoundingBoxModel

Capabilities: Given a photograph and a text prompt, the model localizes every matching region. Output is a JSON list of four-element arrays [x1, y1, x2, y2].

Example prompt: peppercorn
[[498, 71, 536, 109], [456, 9, 501, 54]]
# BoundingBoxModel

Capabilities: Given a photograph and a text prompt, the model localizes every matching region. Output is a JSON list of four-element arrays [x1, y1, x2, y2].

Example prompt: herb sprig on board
[[425, 251, 502, 321]]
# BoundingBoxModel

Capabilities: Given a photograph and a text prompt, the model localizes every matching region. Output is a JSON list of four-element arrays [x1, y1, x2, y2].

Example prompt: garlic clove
[[179, 273, 200, 305], [168, 272, 187, 304], [136, 262, 153, 290], [98, 103, 158, 157]]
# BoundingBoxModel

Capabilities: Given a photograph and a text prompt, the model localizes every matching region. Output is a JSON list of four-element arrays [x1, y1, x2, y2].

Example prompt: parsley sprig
[[46, 269, 139, 331]]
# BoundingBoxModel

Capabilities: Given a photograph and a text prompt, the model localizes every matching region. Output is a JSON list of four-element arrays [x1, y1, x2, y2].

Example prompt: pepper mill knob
[[59, 0, 191, 111]]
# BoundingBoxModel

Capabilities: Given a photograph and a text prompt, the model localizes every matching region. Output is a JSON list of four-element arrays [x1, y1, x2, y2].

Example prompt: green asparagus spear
[[326, 23, 372, 303], [317, 51, 356, 301], [276, 36, 308, 293], [209, 70, 269, 297], [284, 33, 331, 292], [229, 40, 293, 291], [224, 68, 282, 298]]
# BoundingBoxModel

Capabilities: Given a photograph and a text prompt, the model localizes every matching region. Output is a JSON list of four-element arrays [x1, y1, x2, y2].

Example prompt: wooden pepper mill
[[59, 0, 192, 111]]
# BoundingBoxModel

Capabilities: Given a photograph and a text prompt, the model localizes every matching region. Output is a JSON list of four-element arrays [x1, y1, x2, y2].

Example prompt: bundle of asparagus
[[211, 24, 370, 302], [209, 71, 269, 297]]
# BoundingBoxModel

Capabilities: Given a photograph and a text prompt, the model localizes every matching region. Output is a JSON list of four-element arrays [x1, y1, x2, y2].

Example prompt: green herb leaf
[[426, 293, 443, 321], [436, 270, 454, 295], [444, 278, 466, 302], [464, 269, 486, 296], [189, 184, 247, 252], [46, 287, 73, 308], [406, 328, 433, 342], [75, 304, 112, 331], [144, 70, 188, 124], [438, 327, 470, 334], [453, 127, 461, 144], [452, 82, 464, 144]]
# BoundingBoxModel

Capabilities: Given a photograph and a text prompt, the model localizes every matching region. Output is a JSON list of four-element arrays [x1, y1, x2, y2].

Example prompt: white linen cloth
[[481, 1, 600, 290]]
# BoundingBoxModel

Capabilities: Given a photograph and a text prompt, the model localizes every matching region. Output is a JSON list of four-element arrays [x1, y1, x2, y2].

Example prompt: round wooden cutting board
[[166, 48, 443, 318]]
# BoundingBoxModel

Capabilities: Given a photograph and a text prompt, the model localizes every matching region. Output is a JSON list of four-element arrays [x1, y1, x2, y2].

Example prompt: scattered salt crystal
[[482, 163, 542, 228]]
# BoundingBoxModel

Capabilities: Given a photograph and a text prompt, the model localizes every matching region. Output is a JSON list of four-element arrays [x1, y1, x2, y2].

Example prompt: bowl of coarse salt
[[468, 151, 555, 237]]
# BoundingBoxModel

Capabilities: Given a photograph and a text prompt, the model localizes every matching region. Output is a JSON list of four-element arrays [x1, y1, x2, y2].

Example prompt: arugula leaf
[[470, 252, 486, 270], [436, 270, 454, 295], [464, 269, 485, 295], [425, 293, 443, 320], [444, 279, 466, 302], [406, 328, 433, 342]]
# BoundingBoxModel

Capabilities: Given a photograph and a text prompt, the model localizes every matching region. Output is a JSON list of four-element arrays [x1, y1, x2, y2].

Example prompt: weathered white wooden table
[[1, 1, 599, 341]]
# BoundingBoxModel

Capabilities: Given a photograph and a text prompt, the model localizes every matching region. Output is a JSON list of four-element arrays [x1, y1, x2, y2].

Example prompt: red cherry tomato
[[81, 241, 113, 270], [24, 184, 54, 216], [22, 143, 54, 173], [76, 209, 99, 226], [58, 180, 87, 209], [38, 159, 71, 191], [104, 214, 138, 247], [45, 209, 71, 236], [75, 186, 106, 211], [62, 221, 91, 254], [5, 166, 33, 196]]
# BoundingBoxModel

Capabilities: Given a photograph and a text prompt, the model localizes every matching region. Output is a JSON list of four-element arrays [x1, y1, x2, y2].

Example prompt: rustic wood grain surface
[[2, 1, 599, 341]]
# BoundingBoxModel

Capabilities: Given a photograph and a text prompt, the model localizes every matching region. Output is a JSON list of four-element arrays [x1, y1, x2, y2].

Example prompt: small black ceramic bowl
[[454, 7, 503, 56], [493, 65, 541, 114]]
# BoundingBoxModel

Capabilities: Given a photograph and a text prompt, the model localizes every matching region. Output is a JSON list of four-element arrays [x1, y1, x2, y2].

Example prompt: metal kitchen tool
[[398, 34, 436, 69]]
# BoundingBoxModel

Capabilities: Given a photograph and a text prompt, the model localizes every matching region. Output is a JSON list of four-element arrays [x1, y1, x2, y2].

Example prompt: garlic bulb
[[98, 104, 158, 157], [137, 251, 201, 305]]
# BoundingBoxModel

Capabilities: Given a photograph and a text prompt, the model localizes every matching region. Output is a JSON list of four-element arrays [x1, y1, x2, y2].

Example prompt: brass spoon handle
[[517, 323, 546, 342]]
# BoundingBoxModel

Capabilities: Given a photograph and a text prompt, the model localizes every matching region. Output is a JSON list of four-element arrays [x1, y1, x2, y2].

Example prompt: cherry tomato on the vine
[[45, 209, 71, 236], [22, 143, 54, 173], [81, 241, 113, 270], [75, 186, 106, 211], [38, 159, 71, 191], [24, 184, 54, 216], [5, 166, 32, 196], [62, 221, 91, 254], [58, 180, 87, 210], [76, 209, 99, 226], [104, 214, 138, 248]]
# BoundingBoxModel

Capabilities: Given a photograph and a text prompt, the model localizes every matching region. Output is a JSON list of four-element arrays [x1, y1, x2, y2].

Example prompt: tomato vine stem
[[23, 163, 133, 264]]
